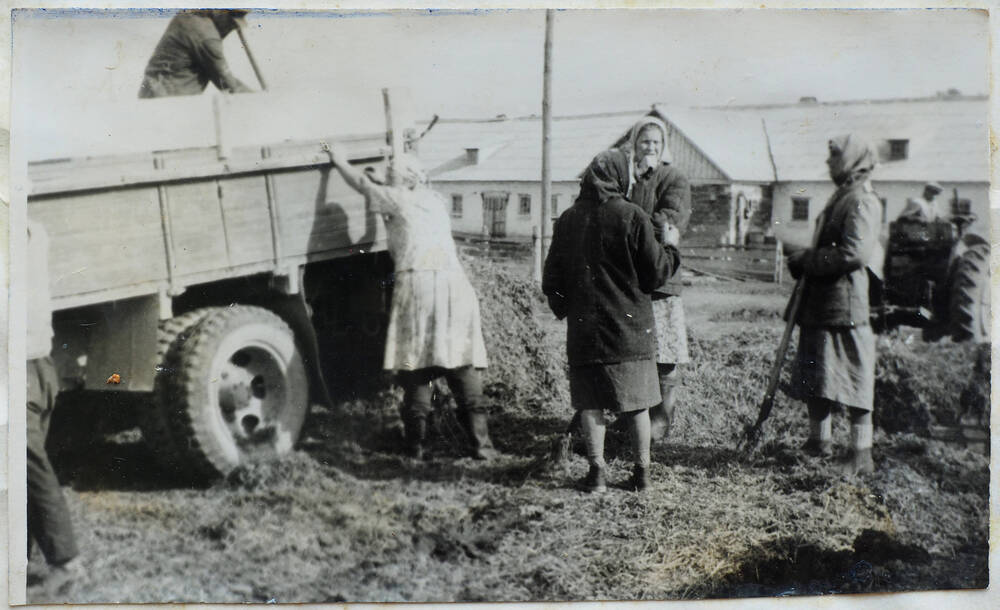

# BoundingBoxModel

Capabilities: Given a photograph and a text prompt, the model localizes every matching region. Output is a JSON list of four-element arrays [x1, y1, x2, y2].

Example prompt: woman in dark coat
[[622, 117, 692, 441], [543, 149, 680, 492], [787, 134, 883, 475]]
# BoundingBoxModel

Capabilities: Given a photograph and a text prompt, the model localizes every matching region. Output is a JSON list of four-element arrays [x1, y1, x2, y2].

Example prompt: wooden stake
[[538, 9, 554, 279]]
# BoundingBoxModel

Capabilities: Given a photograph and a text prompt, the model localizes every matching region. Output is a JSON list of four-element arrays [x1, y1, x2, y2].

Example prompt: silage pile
[[462, 256, 570, 418]]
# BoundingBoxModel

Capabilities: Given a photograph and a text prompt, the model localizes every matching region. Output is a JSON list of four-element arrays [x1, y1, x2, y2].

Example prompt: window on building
[[791, 197, 810, 221], [551, 194, 560, 217], [519, 194, 531, 216], [451, 194, 463, 217], [887, 139, 909, 161], [879, 197, 888, 224]]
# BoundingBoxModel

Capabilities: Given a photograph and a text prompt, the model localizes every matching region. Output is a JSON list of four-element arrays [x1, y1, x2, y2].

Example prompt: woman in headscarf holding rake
[[786, 134, 883, 475]]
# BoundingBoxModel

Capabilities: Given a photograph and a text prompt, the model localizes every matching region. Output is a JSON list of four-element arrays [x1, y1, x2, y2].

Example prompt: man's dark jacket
[[138, 11, 252, 98], [543, 193, 681, 367]]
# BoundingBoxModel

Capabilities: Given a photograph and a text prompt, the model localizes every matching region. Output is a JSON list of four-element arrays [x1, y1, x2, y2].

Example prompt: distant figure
[[543, 148, 681, 493], [322, 143, 499, 461], [897, 181, 944, 222], [138, 9, 253, 98], [26, 220, 83, 597], [623, 117, 692, 442], [786, 134, 882, 475]]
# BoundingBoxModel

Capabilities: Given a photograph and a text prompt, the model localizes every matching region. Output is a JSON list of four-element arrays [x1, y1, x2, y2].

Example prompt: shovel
[[736, 277, 806, 458]]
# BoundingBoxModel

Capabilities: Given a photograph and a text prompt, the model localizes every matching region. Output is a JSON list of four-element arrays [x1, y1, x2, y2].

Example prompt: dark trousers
[[27, 357, 78, 566], [397, 365, 485, 421]]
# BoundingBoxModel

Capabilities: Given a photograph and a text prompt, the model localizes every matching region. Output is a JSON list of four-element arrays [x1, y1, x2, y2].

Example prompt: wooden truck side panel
[[30, 186, 170, 303], [31, 136, 390, 392], [29, 138, 389, 313]]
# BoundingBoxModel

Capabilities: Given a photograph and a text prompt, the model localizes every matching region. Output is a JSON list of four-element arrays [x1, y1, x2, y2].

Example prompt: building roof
[[419, 112, 645, 182], [419, 96, 989, 186], [650, 105, 775, 183], [756, 97, 989, 183]]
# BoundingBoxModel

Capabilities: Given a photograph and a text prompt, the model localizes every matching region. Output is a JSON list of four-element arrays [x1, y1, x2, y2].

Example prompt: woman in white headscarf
[[322, 143, 498, 461], [786, 134, 883, 475], [623, 117, 692, 442]]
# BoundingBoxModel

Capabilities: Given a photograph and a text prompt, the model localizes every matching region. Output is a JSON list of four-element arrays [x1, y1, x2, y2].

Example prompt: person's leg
[[621, 408, 652, 491], [26, 358, 79, 583], [841, 407, 875, 475], [803, 398, 834, 458], [398, 368, 436, 458], [650, 363, 678, 441], [446, 366, 498, 460], [578, 409, 607, 492]]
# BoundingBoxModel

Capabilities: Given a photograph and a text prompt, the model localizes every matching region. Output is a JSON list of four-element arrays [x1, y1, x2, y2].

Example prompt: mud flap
[[268, 274, 336, 414]]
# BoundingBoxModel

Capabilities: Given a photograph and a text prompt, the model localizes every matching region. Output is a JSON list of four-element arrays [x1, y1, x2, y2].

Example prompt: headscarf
[[627, 116, 672, 165], [578, 148, 632, 205], [387, 153, 428, 189], [626, 116, 673, 197], [827, 134, 878, 187]]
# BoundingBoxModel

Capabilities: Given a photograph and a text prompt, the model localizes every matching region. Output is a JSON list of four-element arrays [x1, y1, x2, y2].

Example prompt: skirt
[[569, 359, 661, 413], [383, 268, 489, 371], [792, 325, 876, 411], [653, 296, 690, 365]]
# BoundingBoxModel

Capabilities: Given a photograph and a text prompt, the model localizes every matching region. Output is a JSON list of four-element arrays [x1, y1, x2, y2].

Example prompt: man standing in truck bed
[[138, 9, 253, 98]]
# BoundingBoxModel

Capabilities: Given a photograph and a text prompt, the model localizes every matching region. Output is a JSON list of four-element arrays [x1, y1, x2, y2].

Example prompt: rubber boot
[[579, 409, 607, 493], [625, 409, 651, 492], [467, 412, 500, 461], [625, 464, 650, 492], [840, 409, 874, 475], [403, 415, 427, 460], [802, 400, 833, 458], [650, 367, 677, 442]]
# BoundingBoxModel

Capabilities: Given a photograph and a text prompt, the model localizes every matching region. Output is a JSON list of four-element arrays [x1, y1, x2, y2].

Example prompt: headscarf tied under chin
[[827, 134, 878, 187], [626, 116, 673, 197], [388, 153, 428, 189], [627, 116, 672, 165], [578, 149, 632, 205]]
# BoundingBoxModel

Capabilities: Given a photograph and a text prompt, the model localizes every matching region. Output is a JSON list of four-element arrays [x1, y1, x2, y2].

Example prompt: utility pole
[[535, 9, 554, 282]]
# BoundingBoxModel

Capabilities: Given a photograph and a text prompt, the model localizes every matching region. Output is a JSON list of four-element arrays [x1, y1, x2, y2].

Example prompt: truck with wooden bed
[[28, 92, 409, 480]]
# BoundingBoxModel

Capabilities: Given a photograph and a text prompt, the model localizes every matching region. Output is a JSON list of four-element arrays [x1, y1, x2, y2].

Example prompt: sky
[[10, 8, 989, 159]]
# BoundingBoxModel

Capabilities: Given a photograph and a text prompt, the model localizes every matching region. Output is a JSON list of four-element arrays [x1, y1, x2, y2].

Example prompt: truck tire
[[142, 308, 215, 478], [949, 242, 990, 343], [159, 305, 310, 480]]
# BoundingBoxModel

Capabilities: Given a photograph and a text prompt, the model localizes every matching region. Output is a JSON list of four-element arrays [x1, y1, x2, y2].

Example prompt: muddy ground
[[29, 258, 989, 603]]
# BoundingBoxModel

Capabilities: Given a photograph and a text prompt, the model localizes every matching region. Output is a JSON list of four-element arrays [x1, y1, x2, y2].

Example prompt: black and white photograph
[[4, 4, 995, 606]]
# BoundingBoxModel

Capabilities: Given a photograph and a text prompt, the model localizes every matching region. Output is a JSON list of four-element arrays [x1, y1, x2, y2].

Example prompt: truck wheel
[[161, 306, 309, 479], [143, 308, 215, 477], [949, 242, 990, 343]]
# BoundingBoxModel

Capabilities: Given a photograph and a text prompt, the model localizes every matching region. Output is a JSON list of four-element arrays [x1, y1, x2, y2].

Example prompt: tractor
[[874, 189, 990, 343]]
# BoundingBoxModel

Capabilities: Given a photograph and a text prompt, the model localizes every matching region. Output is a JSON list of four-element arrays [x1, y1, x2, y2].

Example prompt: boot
[[582, 464, 607, 494], [839, 447, 875, 475], [839, 409, 874, 475], [649, 403, 674, 442], [803, 401, 833, 459], [625, 464, 650, 492], [403, 416, 427, 460], [801, 438, 834, 458], [467, 412, 500, 461]]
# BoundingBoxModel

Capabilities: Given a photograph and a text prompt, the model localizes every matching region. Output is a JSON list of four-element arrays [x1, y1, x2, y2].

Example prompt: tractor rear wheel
[[155, 306, 309, 480], [948, 242, 990, 343]]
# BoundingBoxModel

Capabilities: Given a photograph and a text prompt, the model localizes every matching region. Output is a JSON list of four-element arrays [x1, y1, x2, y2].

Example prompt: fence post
[[774, 240, 784, 284], [533, 225, 542, 283]]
